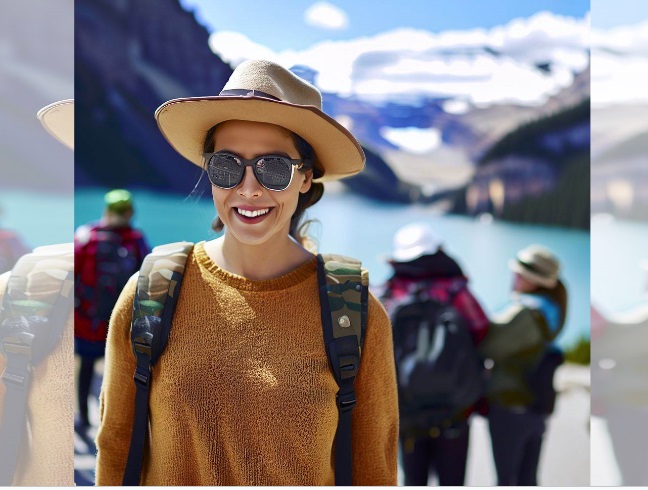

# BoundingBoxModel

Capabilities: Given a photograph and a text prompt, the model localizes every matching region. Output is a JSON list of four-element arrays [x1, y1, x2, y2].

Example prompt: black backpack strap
[[317, 254, 368, 486], [122, 242, 193, 486], [0, 243, 74, 485]]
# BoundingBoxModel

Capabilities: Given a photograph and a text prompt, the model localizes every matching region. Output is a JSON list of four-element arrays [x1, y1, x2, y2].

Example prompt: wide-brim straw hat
[[37, 99, 74, 150], [155, 59, 365, 182], [508, 244, 560, 289]]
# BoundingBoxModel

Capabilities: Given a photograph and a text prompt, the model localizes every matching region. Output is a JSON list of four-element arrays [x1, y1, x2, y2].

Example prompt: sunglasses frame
[[203, 151, 310, 192]]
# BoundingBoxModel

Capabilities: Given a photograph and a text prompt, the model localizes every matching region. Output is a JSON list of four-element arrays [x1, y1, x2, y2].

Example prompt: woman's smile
[[233, 205, 274, 224]]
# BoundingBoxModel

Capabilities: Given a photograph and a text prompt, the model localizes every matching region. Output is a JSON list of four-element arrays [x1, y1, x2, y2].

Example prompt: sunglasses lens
[[254, 156, 293, 191], [208, 153, 244, 188]]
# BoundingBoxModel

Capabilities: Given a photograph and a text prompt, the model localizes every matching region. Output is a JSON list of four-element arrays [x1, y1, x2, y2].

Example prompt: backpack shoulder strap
[[123, 241, 193, 486], [0, 243, 74, 485], [316, 253, 369, 486]]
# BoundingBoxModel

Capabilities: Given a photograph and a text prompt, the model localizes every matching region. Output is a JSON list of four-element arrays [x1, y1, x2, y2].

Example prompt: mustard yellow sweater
[[95, 241, 399, 485], [0, 272, 75, 486]]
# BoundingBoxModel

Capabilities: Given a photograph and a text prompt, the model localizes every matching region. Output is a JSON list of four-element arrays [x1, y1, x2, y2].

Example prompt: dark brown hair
[[534, 279, 568, 330], [203, 123, 324, 247]]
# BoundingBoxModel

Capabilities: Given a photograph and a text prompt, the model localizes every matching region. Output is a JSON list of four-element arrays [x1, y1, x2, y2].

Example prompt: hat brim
[[389, 244, 442, 263], [37, 99, 74, 150], [155, 96, 365, 182], [508, 259, 557, 289]]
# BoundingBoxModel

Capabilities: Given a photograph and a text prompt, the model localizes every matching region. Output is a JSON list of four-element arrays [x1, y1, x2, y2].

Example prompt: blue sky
[[591, 0, 648, 28], [179, 0, 589, 51]]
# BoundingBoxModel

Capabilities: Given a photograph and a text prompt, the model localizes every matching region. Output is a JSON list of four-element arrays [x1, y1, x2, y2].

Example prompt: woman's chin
[[224, 223, 276, 248]]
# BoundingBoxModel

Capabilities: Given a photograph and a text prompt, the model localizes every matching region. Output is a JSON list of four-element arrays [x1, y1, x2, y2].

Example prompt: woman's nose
[[237, 166, 263, 198]]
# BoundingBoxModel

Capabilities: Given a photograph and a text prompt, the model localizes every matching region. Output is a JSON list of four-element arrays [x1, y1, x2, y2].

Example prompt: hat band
[[518, 259, 553, 278], [219, 89, 281, 101]]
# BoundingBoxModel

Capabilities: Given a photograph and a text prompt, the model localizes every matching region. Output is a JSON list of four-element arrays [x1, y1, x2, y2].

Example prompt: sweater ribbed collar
[[193, 241, 318, 292]]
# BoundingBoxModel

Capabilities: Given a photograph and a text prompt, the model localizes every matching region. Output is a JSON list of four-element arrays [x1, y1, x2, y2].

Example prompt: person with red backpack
[[380, 222, 489, 486], [74, 189, 150, 443]]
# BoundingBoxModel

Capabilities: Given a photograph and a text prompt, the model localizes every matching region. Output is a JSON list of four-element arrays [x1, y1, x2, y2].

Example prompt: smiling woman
[[94, 59, 398, 486]]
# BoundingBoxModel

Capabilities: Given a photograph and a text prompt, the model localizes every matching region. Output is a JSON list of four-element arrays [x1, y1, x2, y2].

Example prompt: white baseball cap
[[389, 223, 442, 262]]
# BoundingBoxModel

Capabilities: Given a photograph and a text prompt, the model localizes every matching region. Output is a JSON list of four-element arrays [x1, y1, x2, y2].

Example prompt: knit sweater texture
[[0, 272, 75, 486], [95, 241, 399, 485]]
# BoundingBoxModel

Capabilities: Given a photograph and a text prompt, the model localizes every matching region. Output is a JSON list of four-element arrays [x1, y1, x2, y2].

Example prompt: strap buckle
[[338, 354, 359, 380], [1, 338, 34, 357], [133, 338, 152, 356], [133, 366, 150, 388], [1, 367, 28, 387], [0, 327, 34, 387], [336, 389, 357, 413], [132, 337, 152, 389], [0, 329, 35, 360], [0, 316, 35, 347], [131, 316, 154, 358]]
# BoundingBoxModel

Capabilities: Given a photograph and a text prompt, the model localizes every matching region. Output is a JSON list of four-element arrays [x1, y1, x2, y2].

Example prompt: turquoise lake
[[2, 188, 590, 348]]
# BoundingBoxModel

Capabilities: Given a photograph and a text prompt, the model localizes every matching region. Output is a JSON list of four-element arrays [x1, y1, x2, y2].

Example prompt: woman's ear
[[300, 169, 313, 194]]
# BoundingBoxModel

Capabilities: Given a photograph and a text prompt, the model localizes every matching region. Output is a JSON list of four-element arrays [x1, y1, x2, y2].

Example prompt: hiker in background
[[479, 245, 567, 486], [380, 222, 489, 486], [0, 206, 30, 274], [74, 189, 150, 444], [94, 60, 398, 485]]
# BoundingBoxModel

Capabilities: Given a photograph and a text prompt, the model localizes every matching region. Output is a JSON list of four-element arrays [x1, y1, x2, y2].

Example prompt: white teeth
[[237, 208, 270, 218]]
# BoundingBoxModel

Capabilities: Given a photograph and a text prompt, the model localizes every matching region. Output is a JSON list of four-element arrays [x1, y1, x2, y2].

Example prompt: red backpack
[[74, 224, 149, 342]]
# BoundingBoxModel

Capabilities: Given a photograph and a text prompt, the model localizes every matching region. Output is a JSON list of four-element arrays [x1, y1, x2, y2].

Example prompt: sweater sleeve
[[351, 292, 399, 485], [95, 276, 138, 486]]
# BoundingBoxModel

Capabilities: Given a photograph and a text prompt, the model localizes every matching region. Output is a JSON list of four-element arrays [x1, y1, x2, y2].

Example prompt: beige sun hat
[[155, 59, 365, 182], [37, 99, 74, 150], [508, 244, 560, 289]]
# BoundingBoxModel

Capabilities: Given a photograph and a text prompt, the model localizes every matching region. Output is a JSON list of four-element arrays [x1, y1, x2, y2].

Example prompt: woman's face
[[210, 120, 313, 247]]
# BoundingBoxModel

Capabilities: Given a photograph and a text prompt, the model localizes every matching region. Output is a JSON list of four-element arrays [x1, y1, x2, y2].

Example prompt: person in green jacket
[[479, 244, 567, 486]]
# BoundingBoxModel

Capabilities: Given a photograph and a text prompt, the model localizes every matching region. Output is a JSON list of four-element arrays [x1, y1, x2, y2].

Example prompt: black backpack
[[527, 344, 564, 415], [391, 287, 484, 433]]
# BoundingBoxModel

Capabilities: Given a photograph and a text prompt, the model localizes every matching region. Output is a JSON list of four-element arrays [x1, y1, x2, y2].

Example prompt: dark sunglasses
[[203, 151, 311, 192]]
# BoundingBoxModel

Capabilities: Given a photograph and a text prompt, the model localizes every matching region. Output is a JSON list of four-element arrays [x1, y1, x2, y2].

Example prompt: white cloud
[[591, 19, 648, 106], [209, 11, 589, 107], [208, 31, 279, 67], [304, 2, 348, 30], [591, 19, 648, 56], [380, 127, 442, 154]]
